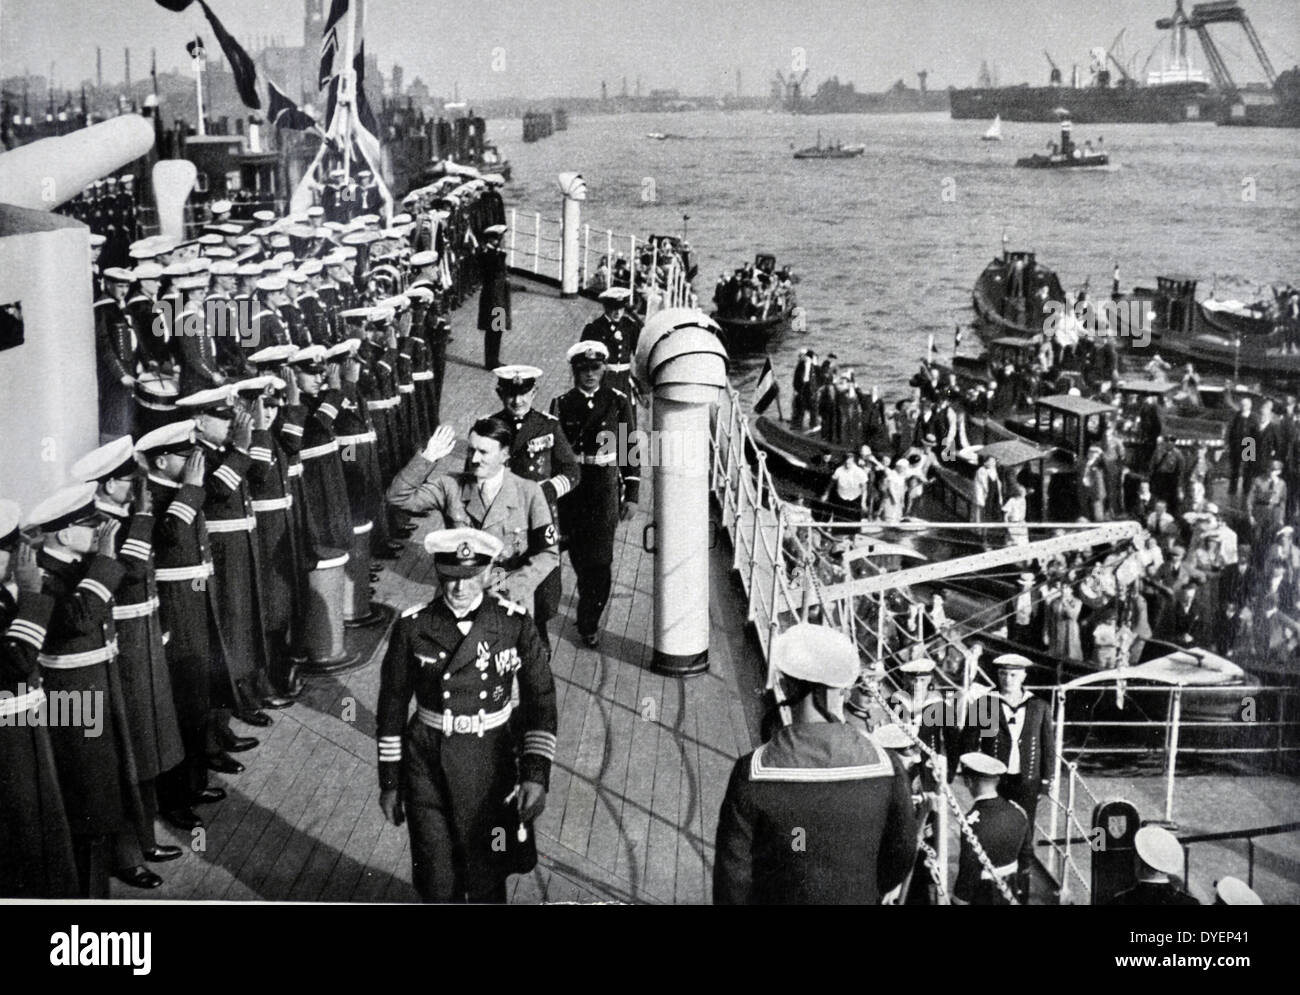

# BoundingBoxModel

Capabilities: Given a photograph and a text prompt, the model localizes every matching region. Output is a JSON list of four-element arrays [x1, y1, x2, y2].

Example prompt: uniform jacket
[[714, 722, 919, 905], [387, 456, 559, 605], [476, 246, 511, 332], [278, 393, 354, 561], [376, 592, 558, 791], [496, 406, 581, 512], [580, 312, 640, 370], [953, 795, 1027, 904], [960, 693, 1055, 794]]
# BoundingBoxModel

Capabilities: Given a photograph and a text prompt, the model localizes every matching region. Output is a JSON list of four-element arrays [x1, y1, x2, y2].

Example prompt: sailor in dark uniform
[[137, 423, 234, 831], [714, 623, 918, 904], [953, 752, 1026, 905], [491, 365, 580, 643], [959, 653, 1055, 902], [474, 224, 511, 370], [407, 252, 451, 424], [70, 438, 186, 871], [550, 341, 640, 647], [25, 484, 160, 894], [579, 287, 642, 405], [0, 500, 80, 899], [1105, 825, 1199, 906], [376, 528, 557, 903], [94, 267, 140, 440], [175, 386, 282, 735]]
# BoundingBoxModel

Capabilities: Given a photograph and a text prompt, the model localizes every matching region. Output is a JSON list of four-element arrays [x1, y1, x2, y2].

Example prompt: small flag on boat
[[754, 356, 778, 415]]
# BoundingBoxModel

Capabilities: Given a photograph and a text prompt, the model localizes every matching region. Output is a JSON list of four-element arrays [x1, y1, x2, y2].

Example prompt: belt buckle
[[452, 713, 472, 735]]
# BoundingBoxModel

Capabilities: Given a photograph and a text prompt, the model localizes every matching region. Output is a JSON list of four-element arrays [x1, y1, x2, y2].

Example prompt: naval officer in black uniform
[[550, 342, 640, 648], [579, 287, 642, 405], [953, 752, 1026, 905], [1104, 824, 1199, 906], [376, 528, 557, 903], [492, 364, 581, 643]]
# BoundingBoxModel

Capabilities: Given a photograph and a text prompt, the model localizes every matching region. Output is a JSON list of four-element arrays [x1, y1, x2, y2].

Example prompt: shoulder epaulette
[[494, 594, 526, 616], [400, 601, 430, 619]]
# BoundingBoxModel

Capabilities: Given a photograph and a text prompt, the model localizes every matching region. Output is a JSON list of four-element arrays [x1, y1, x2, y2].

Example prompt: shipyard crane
[[1044, 50, 1063, 85], [1186, 0, 1277, 93], [1105, 29, 1134, 86]]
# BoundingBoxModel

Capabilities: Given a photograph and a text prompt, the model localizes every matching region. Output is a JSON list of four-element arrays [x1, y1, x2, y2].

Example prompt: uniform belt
[[251, 496, 293, 512], [579, 453, 618, 466], [287, 463, 304, 477], [112, 596, 160, 620], [335, 431, 377, 446], [206, 515, 257, 533], [0, 686, 45, 718], [40, 640, 119, 669], [412, 371, 434, 381], [416, 703, 512, 737], [606, 362, 632, 372], [301, 441, 339, 460], [981, 861, 1019, 881], [155, 562, 214, 583], [367, 397, 400, 410], [398, 384, 415, 394]]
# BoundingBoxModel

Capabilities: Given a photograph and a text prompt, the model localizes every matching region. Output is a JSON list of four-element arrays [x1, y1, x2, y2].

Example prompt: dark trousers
[[483, 327, 502, 369], [429, 339, 447, 424], [72, 834, 112, 898], [571, 555, 613, 637], [999, 773, 1041, 870]]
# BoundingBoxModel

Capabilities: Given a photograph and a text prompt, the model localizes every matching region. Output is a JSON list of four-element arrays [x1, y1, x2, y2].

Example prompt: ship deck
[[120, 276, 1299, 904]]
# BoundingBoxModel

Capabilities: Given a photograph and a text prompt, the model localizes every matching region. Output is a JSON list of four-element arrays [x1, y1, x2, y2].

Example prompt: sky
[[3, 0, 1298, 99]]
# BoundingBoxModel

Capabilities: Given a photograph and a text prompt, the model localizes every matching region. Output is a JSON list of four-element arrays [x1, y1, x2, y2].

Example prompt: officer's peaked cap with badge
[[232, 374, 286, 396], [494, 365, 543, 395], [135, 421, 197, 458], [598, 286, 632, 306], [176, 385, 236, 416], [24, 482, 100, 533], [423, 527, 504, 578], [1133, 825, 1185, 876], [289, 344, 329, 373], [325, 339, 362, 360], [959, 752, 1007, 778], [71, 436, 137, 483], [247, 344, 298, 367], [769, 622, 859, 689], [567, 340, 609, 369]]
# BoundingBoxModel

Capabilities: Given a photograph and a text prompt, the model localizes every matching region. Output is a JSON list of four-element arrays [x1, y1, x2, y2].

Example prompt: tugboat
[[1015, 113, 1109, 169], [971, 246, 1068, 343], [792, 130, 865, 159]]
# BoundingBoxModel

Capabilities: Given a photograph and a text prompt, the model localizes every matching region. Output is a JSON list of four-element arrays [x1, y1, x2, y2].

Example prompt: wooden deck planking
[[133, 279, 772, 902]]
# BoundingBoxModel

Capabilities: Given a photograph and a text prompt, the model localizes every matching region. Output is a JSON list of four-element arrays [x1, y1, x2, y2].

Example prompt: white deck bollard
[[634, 309, 728, 676]]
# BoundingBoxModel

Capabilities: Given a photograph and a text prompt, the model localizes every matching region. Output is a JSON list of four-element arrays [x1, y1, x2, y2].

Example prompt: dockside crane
[[1044, 50, 1063, 85], [1176, 1, 1278, 95]]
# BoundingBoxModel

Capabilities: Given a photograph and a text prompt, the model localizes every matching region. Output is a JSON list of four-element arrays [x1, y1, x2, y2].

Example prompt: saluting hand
[[13, 544, 44, 595], [182, 449, 206, 487], [253, 395, 275, 431], [379, 788, 405, 827], [95, 519, 122, 559], [326, 363, 342, 391], [231, 410, 254, 453], [282, 366, 301, 406], [422, 424, 457, 464]]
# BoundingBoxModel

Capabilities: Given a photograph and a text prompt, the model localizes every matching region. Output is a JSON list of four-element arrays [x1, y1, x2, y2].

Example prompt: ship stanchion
[[299, 552, 359, 673]]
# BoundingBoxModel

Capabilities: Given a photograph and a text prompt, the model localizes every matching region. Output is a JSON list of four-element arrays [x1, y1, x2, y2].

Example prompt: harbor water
[[498, 110, 1300, 392]]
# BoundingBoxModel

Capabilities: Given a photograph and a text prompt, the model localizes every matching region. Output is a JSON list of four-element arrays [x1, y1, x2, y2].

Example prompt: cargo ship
[[950, 2, 1225, 123]]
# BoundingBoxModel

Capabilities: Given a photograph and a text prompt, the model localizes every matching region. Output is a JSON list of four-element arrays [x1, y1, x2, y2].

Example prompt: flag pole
[[340, 0, 358, 182]]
